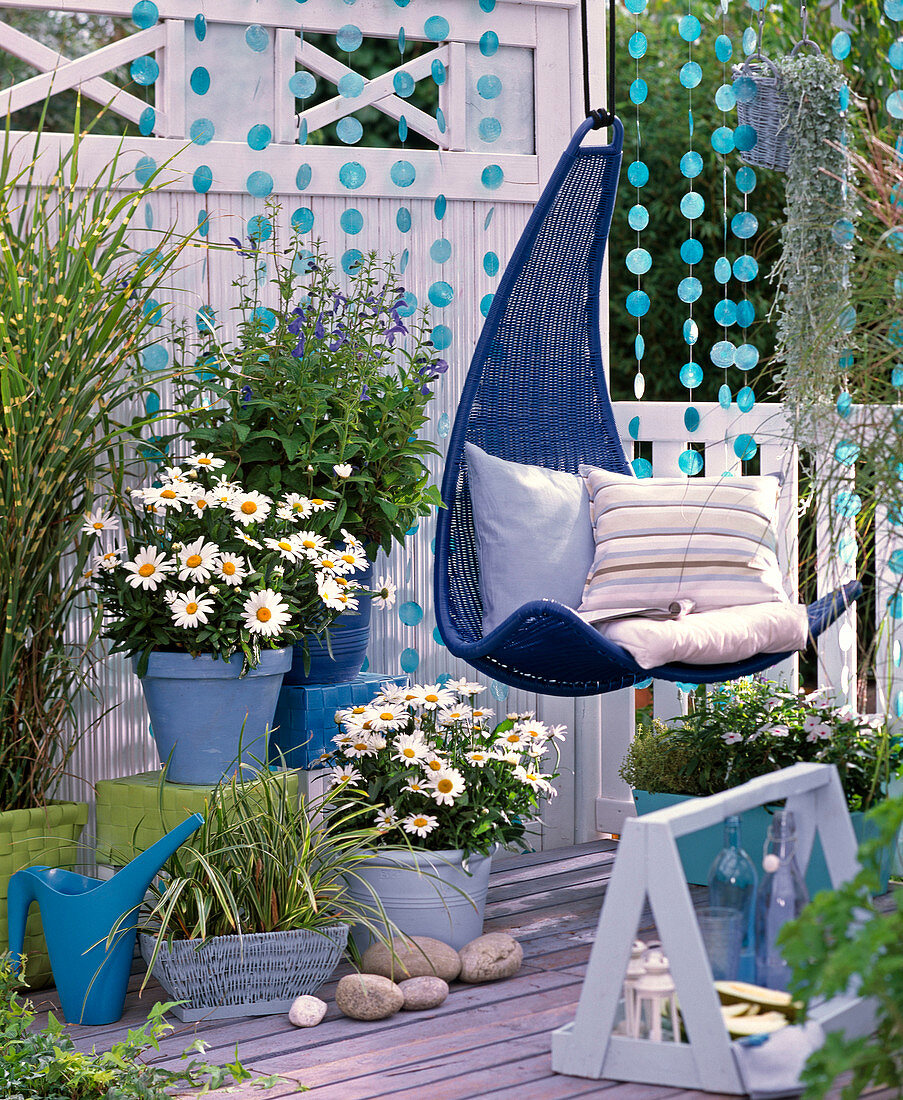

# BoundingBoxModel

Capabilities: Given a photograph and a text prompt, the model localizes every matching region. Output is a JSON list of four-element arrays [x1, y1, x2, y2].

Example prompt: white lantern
[[623, 940, 648, 1038], [631, 949, 679, 1042]]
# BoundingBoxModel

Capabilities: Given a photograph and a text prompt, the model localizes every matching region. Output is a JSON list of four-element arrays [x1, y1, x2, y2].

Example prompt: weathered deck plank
[[38, 840, 895, 1100]]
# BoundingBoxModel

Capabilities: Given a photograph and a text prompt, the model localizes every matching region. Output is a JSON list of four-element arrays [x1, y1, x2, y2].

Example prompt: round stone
[[336, 23, 363, 51], [339, 161, 366, 189], [680, 151, 703, 179], [681, 238, 703, 265], [245, 24, 269, 52], [627, 161, 649, 187], [630, 79, 648, 105], [678, 276, 702, 303], [290, 71, 317, 99], [361, 936, 462, 982], [399, 976, 449, 1011], [628, 31, 647, 58], [679, 14, 701, 41], [480, 30, 499, 56], [458, 933, 523, 983], [714, 298, 737, 326], [832, 31, 852, 59], [734, 123, 758, 152], [335, 974, 404, 1021], [712, 126, 735, 154], [715, 83, 737, 111], [626, 247, 652, 275], [189, 66, 210, 95], [288, 995, 327, 1027], [714, 256, 732, 284], [736, 299, 756, 327], [732, 211, 759, 239], [680, 192, 705, 220], [680, 361, 703, 389], [711, 340, 736, 368], [130, 55, 159, 85], [715, 34, 733, 62], [680, 61, 703, 89], [391, 160, 416, 187], [479, 117, 502, 143], [477, 74, 502, 99], [735, 166, 757, 193], [628, 204, 650, 231]]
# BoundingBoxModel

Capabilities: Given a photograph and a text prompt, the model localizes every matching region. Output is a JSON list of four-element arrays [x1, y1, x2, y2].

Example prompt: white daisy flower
[[122, 546, 173, 590], [401, 812, 439, 839], [163, 588, 180, 605], [215, 553, 247, 586], [329, 763, 363, 786], [437, 704, 473, 726], [393, 734, 429, 764], [341, 529, 364, 547], [336, 703, 371, 724], [428, 767, 466, 806], [317, 552, 352, 578], [294, 531, 327, 560], [143, 484, 188, 512], [526, 743, 550, 759], [470, 706, 495, 725], [235, 530, 262, 549], [518, 720, 550, 742], [242, 589, 291, 637], [161, 464, 190, 482], [497, 750, 521, 765], [177, 537, 220, 582], [264, 536, 303, 563], [464, 749, 492, 767], [513, 765, 552, 793], [495, 728, 529, 751], [310, 496, 337, 512], [93, 547, 123, 571], [344, 734, 382, 758], [186, 487, 217, 517], [319, 577, 349, 611], [213, 485, 237, 507], [337, 543, 368, 573], [333, 463, 353, 478], [422, 752, 447, 775], [403, 777, 430, 796], [188, 452, 226, 470], [229, 490, 272, 525], [332, 731, 357, 748], [445, 678, 485, 696], [376, 684, 410, 706], [170, 586, 215, 629], [81, 510, 118, 536], [366, 704, 408, 731], [374, 806, 400, 830], [279, 494, 314, 520], [410, 685, 456, 711], [372, 574, 397, 610], [547, 723, 567, 742]]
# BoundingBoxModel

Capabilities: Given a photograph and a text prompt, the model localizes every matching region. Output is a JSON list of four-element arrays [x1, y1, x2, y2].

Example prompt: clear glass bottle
[[707, 814, 758, 981], [755, 809, 810, 991]]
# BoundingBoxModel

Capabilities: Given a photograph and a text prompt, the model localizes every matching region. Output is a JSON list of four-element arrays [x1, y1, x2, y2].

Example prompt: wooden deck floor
[[29, 840, 898, 1100]]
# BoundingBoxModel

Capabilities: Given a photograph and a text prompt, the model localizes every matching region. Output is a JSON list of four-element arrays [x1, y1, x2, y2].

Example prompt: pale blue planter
[[135, 648, 291, 785], [633, 790, 891, 895], [285, 565, 373, 686]]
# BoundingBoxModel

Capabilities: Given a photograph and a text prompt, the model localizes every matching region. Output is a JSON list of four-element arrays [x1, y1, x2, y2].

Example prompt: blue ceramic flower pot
[[285, 564, 373, 686], [135, 648, 291, 785]]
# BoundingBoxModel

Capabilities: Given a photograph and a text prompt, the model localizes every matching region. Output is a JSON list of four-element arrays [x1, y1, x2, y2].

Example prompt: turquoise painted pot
[[633, 790, 891, 895], [135, 648, 291, 785]]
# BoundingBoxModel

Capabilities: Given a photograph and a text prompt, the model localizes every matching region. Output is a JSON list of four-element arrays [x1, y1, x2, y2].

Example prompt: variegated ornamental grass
[[0, 106, 192, 811]]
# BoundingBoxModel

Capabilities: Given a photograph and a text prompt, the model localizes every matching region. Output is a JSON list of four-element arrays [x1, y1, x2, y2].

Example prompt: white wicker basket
[[140, 924, 348, 1021]]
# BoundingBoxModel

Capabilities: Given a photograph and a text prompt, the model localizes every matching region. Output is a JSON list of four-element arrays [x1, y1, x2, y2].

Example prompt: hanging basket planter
[[732, 56, 791, 172]]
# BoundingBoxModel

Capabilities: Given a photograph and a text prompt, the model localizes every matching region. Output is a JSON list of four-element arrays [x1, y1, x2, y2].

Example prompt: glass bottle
[[755, 810, 810, 991], [707, 814, 758, 981]]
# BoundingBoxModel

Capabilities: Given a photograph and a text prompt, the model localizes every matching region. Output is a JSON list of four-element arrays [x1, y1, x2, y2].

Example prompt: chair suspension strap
[[581, 0, 617, 129]]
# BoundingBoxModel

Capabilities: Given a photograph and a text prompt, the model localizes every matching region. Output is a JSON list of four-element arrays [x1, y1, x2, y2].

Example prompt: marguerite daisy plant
[[84, 460, 373, 675], [324, 680, 563, 856]]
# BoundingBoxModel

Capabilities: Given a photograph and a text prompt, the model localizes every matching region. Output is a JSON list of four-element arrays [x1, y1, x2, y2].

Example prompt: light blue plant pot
[[135, 648, 292, 785], [344, 846, 493, 952], [633, 790, 891, 895], [285, 564, 373, 686]]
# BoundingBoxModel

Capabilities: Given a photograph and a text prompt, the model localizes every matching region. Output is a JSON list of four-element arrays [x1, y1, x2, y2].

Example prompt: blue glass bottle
[[755, 810, 809, 990], [707, 814, 758, 981]]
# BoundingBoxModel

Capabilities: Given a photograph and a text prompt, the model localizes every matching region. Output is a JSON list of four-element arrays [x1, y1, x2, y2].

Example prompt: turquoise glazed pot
[[633, 790, 891, 895], [285, 564, 373, 686], [135, 648, 291, 784]]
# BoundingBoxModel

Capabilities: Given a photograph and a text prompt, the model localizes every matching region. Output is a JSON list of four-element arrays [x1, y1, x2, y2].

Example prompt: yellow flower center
[[222, 561, 236, 576], [379, 712, 394, 721], [473, 753, 485, 761], [427, 759, 442, 772], [160, 489, 177, 499], [197, 457, 211, 465], [321, 558, 335, 569], [351, 706, 367, 714], [413, 817, 427, 828], [241, 501, 258, 514], [402, 748, 416, 758], [92, 521, 104, 529], [302, 539, 316, 548], [312, 498, 325, 506], [526, 773, 538, 782], [256, 607, 272, 622], [138, 563, 155, 577], [341, 553, 355, 564], [292, 502, 305, 511], [186, 554, 202, 568], [196, 499, 208, 510], [185, 602, 198, 615], [354, 742, 368, 752], [437, 779, 453, 794], [506, 734, 520, 743], [425, 693, 439, 703], [278, 540, 293, 551]]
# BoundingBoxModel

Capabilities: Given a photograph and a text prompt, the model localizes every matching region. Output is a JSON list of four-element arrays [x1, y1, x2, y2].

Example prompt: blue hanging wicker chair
[[433, 116, 861, 697]]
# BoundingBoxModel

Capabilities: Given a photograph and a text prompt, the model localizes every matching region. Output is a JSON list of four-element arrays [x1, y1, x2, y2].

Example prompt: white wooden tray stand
[[551, 763, 877, 1093]]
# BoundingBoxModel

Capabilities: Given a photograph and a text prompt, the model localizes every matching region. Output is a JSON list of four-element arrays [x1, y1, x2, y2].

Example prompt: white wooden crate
[[552, 762, 876, 1094]]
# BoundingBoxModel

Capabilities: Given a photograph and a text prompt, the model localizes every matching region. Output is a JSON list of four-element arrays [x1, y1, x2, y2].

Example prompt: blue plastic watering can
[[7, 812, 202, 1025]]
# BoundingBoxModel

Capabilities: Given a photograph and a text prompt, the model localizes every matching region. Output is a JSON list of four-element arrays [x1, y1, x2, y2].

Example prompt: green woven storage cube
[[0, 802, 88, 989], [95, 769, 299, 866]]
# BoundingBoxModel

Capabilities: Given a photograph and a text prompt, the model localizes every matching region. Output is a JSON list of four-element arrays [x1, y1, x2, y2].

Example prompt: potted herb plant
[[167, 226, 445, 685], [620, 679, 902, 892], [0, 114, 194, 986], [324, 679, 564, 950], [83, 459, 367, 784], [138, 763, 389, 1020]]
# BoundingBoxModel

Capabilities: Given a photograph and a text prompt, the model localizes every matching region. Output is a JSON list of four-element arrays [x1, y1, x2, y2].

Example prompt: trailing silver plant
[[771, 51, 856, 454]]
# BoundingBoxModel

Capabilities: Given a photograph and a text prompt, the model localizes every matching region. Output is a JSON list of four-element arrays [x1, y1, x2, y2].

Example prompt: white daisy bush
[[323, 679, 564, 855], [620, 678, 903, 813], [83, 457, 369, 674]]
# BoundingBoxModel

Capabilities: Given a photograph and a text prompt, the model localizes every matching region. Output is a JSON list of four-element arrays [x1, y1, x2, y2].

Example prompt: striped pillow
[[578, 467, 787, 622]]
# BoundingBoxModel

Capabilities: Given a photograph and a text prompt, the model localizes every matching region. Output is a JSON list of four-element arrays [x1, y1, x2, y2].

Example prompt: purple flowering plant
[[619, 678, 902, 811], [170, 224, 445, 556]]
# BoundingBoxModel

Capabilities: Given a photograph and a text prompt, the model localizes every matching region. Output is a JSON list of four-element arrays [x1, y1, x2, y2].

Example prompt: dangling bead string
[[625, 0, 649, 402], [714, 2, 734, 411]]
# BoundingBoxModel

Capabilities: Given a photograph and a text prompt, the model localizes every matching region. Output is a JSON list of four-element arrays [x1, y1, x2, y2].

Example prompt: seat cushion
[[465, 443, 594, 634], [578, 466, 787, 622]]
